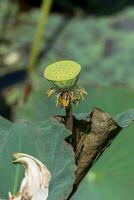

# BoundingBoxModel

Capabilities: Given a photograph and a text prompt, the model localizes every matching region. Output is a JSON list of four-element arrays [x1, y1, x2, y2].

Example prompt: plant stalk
[[65, 105, 77, 151], [27, 0, 53, 73]]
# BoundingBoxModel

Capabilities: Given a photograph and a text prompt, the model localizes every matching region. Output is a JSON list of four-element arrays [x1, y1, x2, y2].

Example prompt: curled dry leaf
[[9, 153, 51, 200]]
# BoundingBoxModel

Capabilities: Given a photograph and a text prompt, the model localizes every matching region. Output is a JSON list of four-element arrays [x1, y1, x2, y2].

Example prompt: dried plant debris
[[74, 108, 121, 185], [54, 107, 122, 191]]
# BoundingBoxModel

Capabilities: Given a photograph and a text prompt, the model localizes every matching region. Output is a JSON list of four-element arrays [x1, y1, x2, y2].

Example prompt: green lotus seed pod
[[44, 60, 81, 90]]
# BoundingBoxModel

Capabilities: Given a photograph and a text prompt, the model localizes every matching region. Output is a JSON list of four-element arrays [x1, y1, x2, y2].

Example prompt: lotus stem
[[27, 0, 53, 73], [65, 105, 73, 132], [65, 105, 77, 151]]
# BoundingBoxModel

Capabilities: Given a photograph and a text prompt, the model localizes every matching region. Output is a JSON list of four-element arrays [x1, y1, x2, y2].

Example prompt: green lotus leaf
[[0, 117, 75, 200], [114, 109, 134, 127]]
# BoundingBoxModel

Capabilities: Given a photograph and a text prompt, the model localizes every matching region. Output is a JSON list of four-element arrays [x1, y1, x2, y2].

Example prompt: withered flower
[[9, 153, 51, 200]]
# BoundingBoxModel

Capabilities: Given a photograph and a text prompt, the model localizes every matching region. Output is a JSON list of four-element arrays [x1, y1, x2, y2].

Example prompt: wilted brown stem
[[65, 106, 73, 131], [65, 105, 77, 151]]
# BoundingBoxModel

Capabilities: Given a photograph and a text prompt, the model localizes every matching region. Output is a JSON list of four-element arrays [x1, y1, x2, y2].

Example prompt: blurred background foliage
[[0, 0, 134, 120], [18, 0, 134, 15]]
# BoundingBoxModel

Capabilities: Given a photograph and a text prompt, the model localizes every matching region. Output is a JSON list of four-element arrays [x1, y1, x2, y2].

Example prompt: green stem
[[27, 0, 53, 73]]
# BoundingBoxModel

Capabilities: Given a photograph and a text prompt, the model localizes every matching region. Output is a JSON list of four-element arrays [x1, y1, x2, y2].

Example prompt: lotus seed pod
[[44, 60, 81, 90]]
